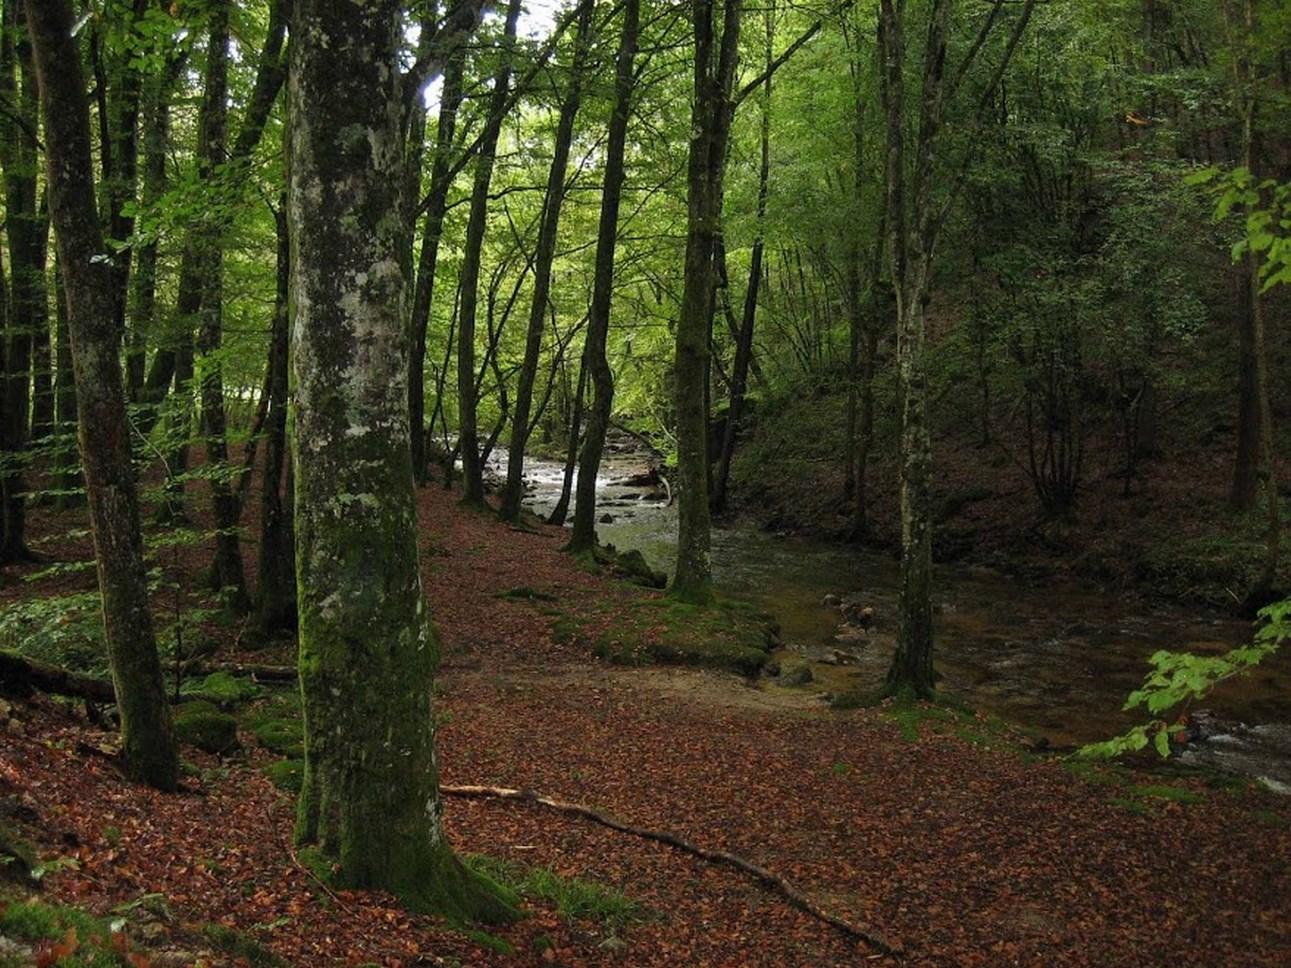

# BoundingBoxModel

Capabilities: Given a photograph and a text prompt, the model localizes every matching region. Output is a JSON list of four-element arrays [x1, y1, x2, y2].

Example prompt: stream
[[502, 447, 1291, 791]]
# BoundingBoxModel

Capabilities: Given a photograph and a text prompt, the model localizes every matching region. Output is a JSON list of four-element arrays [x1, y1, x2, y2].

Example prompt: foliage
[[1188, 166, 1291, 291], [0, 592, 106, 678], [0, 896, 147, 967], [466, 856, 640, 929], [1079, 598, 1291, 760]]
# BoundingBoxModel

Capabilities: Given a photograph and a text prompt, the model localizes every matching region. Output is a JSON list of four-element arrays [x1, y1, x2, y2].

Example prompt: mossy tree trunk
[[877, 0, 1035, 699], [672, 0, 741, 606], [0, 0, 44, 562], [27, 0, 178, 792], [288, 0, 512, 921]]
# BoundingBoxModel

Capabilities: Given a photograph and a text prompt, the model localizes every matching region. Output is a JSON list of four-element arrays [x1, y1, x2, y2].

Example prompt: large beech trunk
[[27, 0, 178, 791], [287, 0, 512, 921]]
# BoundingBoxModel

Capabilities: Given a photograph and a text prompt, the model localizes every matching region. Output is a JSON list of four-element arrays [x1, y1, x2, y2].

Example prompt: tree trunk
[[547, 345, 588, 527], [457, 0, 523, 508], [193, 0, 248, 610], [287, 0, 513, 920], [253, 202, 295, 633], [711, 1, 772, 517], [409, 45, 467, 486], [126, 45, 186, 401], [0, 0, 44, 561], [569, 0, 639, 552], [27, 0, 178, 791], [672, 0, 741, 605], [501, 0, 593, 522], [877, 0, 1035, 698]]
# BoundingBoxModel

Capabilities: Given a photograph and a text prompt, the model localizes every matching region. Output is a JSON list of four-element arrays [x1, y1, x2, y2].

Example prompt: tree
[[457, 0, 524, 508], [287, 0, 513, 919], [569, 0, 640, 553], [500, 0, 594, 523], [0, 0, 47, 563], [879, 0, 1035, 698], [672, 0, 742, 605], [27, 0, 178, 791]]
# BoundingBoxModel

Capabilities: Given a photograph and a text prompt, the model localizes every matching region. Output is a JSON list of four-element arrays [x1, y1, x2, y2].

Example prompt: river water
[[507, 450, 1291, 790]]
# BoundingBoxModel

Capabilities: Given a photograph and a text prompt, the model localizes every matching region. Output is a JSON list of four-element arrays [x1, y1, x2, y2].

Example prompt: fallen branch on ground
[[0, 650, 115, 703], [442, 783, 902, 956]]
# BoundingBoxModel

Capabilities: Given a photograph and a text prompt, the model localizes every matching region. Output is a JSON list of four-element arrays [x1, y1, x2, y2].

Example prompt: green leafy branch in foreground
[[1079, 598, 1290, 760], [1187, 165, 1291, 291]]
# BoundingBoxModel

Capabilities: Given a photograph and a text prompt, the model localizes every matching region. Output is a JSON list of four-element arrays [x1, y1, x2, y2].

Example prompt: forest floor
[[2, 479, 1291, 966]]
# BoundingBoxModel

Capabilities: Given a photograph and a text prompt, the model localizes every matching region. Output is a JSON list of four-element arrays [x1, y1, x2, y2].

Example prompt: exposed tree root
[[442, 783, 903, 957]]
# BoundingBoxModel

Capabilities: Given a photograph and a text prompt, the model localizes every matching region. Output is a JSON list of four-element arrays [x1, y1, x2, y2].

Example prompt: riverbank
[[720, 382, 1290, 614], [3, 478, 1291, 965]]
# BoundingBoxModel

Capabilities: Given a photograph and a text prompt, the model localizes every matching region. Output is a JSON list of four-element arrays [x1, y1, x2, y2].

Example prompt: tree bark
[[0, 0, 45, 561], [569, 0, 639, 552], [193, 0, 249, 610], [27, 0, 178, 792], [288, 0, 513, 920], [879, 0, 1035, 699]]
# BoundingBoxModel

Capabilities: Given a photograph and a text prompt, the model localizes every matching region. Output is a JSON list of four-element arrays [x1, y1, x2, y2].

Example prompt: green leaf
[[1153, 727, 1171, 758]]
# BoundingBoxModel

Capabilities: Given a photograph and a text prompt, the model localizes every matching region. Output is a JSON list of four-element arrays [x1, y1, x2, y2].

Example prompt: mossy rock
[[173, 701, 240, 754], [612, 549, 667, 589], [181, 671, 265, 709], [0, 820, 37, 884], [248, 716, 304, 758], [261, 759, 304, 793]]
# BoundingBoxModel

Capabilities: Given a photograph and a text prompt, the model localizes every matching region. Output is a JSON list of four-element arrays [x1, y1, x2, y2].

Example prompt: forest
[[1, 0, 1290, 964]]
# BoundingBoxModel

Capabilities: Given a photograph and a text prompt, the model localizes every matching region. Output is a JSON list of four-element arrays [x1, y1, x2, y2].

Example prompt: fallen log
[[442, 783, 902, 956], [0, 650, 115, 703]]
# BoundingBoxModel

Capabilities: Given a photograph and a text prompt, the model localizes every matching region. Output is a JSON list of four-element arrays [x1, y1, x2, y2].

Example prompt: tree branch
[[442, 783, 904, 956]]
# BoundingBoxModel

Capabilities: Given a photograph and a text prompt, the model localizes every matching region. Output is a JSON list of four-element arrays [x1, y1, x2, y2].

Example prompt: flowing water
[[505, 449, 1291, 790]]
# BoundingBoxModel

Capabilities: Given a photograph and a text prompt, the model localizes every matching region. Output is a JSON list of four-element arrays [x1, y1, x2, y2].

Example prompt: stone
[[776, 662, 814, 687]]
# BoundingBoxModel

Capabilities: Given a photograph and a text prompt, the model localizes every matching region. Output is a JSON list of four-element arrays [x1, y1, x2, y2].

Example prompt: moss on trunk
[[288, 0, 513, 924]]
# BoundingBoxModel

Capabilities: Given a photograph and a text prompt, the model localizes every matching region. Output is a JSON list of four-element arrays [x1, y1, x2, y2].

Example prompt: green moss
[[172, 701, 240, 754], [467, 856, 639, 928], [463, 928, 516, 955], [249, 717, 304, 758], [262, 759, 305, 793], [202, 923, 290, 967], [1130, 783, 1205, 805], [181, 671, 265, 709], [0, 895, 145, 966], [590, 597, 776, 676]]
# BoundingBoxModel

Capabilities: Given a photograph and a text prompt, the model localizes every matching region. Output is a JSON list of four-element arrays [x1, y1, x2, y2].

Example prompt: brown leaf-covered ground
[[3, 481, 1290, 966]]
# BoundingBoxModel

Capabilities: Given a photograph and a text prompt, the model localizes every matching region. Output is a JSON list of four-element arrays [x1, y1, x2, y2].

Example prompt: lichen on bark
[[288, 0, 513, 923]]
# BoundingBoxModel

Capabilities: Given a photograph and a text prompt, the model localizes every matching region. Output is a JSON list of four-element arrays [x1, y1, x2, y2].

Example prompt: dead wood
[[0, 650, 116, 703], [442, 782, 903, 956]]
